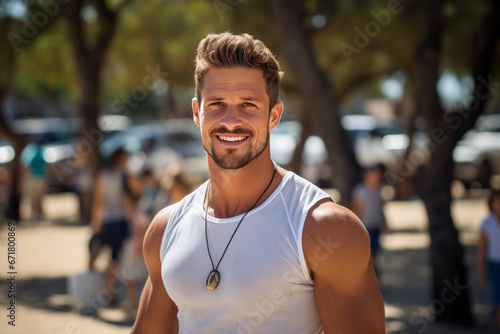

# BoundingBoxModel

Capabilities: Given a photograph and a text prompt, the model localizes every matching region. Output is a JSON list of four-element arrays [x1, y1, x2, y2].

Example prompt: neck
[[206, 157, 278, 218]]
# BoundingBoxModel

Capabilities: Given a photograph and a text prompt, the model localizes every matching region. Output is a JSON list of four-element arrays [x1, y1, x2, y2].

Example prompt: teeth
[[219, 136, 246, 142]]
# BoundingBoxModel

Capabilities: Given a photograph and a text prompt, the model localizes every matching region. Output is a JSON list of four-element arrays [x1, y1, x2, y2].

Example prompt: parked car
[[0, 139, 15, 164], [270, 120, 328, 184], [0, 116, 133, 192], [270, 114, 415, 186], [99, 118, 208, 186], [453, 113, 500, 188]]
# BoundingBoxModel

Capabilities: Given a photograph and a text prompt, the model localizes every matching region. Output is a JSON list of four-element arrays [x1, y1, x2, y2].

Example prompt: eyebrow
[[204, 96, 264, 104], [205, 96, 260, 101], [240, 96, 260, 102], [205, 96, 224, 102]]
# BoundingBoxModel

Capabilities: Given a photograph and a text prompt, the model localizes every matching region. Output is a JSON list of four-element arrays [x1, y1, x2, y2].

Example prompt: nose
[[219, 105, 242, 130]]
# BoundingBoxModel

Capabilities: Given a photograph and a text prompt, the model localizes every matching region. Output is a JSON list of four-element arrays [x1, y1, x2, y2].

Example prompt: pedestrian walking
[[90, 148, 135, 305], [352, 164, 389, 274], [27, 144, 47, 221], [477, 189, 500, 330]]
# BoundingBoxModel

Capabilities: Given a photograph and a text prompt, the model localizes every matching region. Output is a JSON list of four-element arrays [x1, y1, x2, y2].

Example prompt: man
[[131, 32, 385, 333], [352, 164, 389, 275]]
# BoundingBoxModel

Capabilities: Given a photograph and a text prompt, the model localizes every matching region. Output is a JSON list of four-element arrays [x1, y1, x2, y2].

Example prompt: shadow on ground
[[380, 236, 498, 333], [1, 214, 498, 333], [0, 275, 135, 328]]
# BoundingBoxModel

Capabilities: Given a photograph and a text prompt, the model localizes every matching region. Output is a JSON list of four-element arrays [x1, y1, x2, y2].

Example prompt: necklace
[[204, 165, 277, 290]]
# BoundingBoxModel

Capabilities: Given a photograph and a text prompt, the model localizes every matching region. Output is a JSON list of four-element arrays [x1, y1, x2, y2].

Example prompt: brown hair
[[194, 32, 283, 110]]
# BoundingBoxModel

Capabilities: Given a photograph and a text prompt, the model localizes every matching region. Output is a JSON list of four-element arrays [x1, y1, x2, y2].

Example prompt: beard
[[204, 127, 270, 170]]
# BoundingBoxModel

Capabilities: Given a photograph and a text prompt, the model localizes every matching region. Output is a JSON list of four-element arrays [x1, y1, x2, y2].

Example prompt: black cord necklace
[[204, 165, 277, 290]]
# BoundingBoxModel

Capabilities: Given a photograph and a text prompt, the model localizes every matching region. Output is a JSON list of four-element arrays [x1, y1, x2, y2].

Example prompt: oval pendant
[[206, 270, 220, 290]]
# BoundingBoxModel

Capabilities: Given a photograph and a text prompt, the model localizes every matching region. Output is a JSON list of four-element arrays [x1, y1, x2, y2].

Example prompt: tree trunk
[[266, 0, 360, 206], [1, 132, 27, 222], [65, 0, 118, 181], [289, 111, 312, 174], [419, 139, 473, 325], [415, 0, 500, 325], [0, 25, 26, 221]]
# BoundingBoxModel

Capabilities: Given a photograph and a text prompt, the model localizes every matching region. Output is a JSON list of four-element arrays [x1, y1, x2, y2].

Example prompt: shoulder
[[304, 199, 369, 248], [302, 199, 370, 281], [143, 204, 179, 261]]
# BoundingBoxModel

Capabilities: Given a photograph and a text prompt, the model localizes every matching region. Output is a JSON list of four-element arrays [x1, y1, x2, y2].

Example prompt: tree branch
[[93, 0, 117, 62], [65, 0, 88, 59], [454, 0, 500, 140], [337, 66, 401, 103]]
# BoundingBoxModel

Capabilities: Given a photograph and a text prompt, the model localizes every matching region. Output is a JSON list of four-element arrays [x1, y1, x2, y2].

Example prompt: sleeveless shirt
[[160, 172, 332, 334]]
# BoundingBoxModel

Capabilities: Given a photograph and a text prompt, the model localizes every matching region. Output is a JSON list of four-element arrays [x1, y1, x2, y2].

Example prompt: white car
[[100, 118, 209, 186], [270, 115, 414, 186], [453, 114, 500, 188]]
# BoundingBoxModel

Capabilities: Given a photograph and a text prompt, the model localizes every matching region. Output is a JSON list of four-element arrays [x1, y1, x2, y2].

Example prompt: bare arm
[[303, 199, 385, 333], [130, 207, 179, 334], [477, 231, 487, 284], [90, 177, 104, 233]]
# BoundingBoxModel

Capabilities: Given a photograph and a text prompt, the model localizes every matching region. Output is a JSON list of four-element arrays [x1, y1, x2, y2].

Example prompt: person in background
[[90, 148, 135, 305], [477, 189, 500, 330], [140, 168, 160, 218], [121, 168, 162, 314], [164, 171, 192, 207], [28, 144, 47, 221], [0, 167, 10, 224], [73, 143, 93, 224], [121, 195, 150, 315], [352, 164, 389, 275]]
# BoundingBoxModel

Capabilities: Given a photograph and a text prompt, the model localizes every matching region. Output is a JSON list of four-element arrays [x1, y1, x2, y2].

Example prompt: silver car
[[453, 113, 500, 188]]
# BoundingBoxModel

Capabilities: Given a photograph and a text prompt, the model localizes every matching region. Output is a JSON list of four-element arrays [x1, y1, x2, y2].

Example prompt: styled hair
[[194, 32, 283, 109]]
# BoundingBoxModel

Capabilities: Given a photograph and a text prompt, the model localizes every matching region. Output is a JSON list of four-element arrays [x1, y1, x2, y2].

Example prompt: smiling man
[[131, 32, 385, 334]]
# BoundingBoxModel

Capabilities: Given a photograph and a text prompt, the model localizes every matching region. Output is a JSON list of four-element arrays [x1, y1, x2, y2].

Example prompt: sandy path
[[0, 192, 497, 333]]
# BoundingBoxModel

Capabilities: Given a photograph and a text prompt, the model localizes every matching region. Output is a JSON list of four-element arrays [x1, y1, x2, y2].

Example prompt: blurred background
[[0, 0, 499, 333]]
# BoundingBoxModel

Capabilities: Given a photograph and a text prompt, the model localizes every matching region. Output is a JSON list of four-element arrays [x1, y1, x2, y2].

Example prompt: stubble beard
[[205, 129, 270, 170]]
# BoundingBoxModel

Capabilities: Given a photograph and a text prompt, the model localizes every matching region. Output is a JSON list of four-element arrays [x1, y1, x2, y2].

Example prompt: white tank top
[[160, 172, 332, 334]]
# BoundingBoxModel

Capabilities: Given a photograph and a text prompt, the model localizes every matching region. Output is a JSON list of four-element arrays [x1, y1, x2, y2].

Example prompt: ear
[[269, 101, 283, 131], [192, 98, 200, 127]]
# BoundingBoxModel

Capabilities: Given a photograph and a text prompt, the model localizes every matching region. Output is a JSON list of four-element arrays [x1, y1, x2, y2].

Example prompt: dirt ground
[[0, 190, 498, 333]]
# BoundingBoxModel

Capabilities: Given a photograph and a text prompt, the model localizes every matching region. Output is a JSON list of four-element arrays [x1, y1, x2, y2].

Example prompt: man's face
[[364, 168, 382, 188], [193, 66, 282, 170]]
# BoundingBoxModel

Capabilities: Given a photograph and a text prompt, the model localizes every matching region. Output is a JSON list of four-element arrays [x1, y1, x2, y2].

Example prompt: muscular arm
[[130, 207, 179, 334], [303, 199, 385, 333]]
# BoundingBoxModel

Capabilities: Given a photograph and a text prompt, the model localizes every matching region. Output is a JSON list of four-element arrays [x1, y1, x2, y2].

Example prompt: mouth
[[216, 135, 248, 143]]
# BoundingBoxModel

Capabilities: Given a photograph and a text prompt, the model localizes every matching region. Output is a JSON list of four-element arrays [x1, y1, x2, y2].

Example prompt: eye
[[241, 102, 257, 108], [207, 102, 224, 108]]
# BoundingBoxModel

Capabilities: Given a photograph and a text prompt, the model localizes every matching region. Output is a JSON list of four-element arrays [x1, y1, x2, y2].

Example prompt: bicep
[[133, 275, 178, 334], [132, 209, 179, 334], [303, 202, 384, 333], [313, 261, 384, 333]]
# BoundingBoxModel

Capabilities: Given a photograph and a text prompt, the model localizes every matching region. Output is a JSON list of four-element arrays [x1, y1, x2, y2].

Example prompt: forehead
[[200, 67, 268, 102]]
